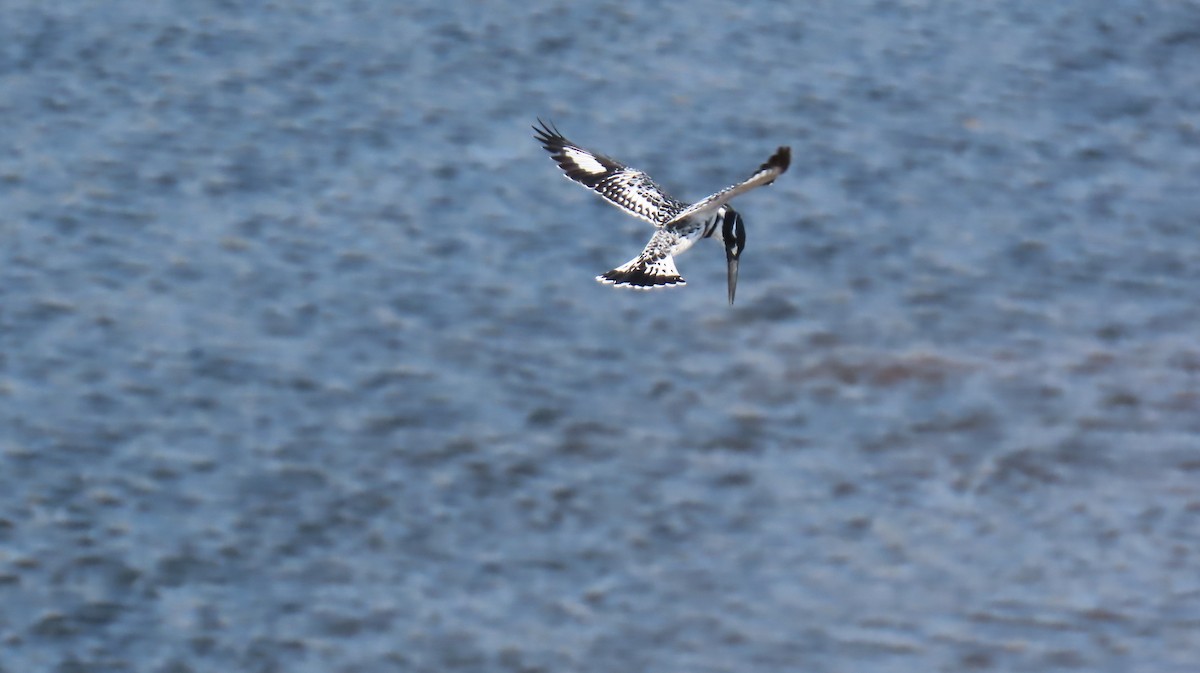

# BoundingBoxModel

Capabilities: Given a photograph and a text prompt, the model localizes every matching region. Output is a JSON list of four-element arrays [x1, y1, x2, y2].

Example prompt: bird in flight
[[533, 119, 789, 304]]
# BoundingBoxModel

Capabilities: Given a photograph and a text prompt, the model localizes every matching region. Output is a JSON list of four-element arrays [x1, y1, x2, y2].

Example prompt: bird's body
[[533, 119, 789, 304], [595, 208, 731, 288]]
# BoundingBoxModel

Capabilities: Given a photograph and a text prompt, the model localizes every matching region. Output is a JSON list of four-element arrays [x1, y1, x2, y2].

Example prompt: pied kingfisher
[[534, 119, 789, 304]]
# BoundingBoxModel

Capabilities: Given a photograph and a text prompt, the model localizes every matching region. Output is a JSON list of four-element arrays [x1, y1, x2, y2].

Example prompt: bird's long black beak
[[726, 255, 739, 305]]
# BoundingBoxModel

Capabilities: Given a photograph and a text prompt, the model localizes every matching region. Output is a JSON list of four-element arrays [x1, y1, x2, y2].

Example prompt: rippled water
[[2, 2, 1199, 672]]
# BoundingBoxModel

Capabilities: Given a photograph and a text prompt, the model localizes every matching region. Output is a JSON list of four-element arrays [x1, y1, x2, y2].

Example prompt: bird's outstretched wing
[[533, 119, 688, 226], [663, 146, 790, 229]]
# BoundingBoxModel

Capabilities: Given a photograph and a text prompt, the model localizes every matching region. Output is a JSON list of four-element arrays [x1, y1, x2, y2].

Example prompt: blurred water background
[[2, 1, 1200, 672]]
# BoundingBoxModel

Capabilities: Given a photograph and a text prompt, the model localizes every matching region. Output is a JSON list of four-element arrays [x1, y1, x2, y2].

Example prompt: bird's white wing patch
[[562, 146, 608, 176]]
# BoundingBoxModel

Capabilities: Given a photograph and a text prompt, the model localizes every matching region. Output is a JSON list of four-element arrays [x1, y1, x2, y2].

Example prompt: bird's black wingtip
[[532, 117, 563, 144], [769, 146, 791, 174]]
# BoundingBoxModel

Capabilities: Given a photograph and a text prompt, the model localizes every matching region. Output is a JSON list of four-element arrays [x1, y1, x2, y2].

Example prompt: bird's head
[[721, 207, 746, 305]]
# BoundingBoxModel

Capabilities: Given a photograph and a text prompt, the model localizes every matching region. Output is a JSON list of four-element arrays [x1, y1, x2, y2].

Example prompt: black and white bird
[[533, 119, 789, 304]]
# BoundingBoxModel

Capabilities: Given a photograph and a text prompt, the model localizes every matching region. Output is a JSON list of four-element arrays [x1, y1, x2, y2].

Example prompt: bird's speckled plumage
[[534, 119, 789, 303]]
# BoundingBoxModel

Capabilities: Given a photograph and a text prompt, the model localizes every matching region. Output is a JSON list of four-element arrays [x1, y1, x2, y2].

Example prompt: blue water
[[3, 2, 1199, 672]]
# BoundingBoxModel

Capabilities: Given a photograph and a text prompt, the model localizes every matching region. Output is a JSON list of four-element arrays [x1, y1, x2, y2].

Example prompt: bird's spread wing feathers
[[596, 229, 686, 289], [663, 146, 791, 228], [533, 119, 688, 225]]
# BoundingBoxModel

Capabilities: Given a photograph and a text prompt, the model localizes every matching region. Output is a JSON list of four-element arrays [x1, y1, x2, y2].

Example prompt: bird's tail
[[596, 254, 685, 289]]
